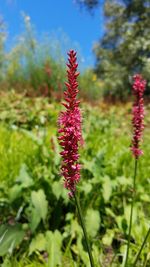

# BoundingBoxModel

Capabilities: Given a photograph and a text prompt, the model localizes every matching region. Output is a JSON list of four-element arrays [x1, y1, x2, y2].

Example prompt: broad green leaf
[[102, 176, 112, 202], [82, 159, 94, 173], [9, 164, 33, 202], [46, 230, 62, 267], [124, 205, 138, 226], [51, 135, 61, 165], [16, 163, 33, 188], [0, 224, 25, 256], [71, 219, 82, 239], [9, 184, 22, 202], [80, 181, 92, 194], [31, 189, 48, 221], [29, 233, 46, 255], [52, 180, 68, 203], [30, 206, 41, 233], [116, 175, 131, 186], [52, 181, 64, 200], [30, 189, 48, 232], [85, 209, 101, 238], [116, 214, 122, 229], [102, 229, 114, 246]]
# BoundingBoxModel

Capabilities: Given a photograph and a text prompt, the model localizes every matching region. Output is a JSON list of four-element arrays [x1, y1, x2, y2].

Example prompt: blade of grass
[[133, 227, 150, 266]]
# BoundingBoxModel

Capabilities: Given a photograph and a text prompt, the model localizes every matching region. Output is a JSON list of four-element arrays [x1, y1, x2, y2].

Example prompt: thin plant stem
[[133, 227, 150, 266], [143, 255, 148, 267], [74, 192, 95, 267], [124, 158, 138, 267]]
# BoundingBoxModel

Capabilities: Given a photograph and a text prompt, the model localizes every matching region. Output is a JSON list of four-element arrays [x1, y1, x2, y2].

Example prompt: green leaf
[[1, 258, 12, 267], [31, 189, 48, 221], [30, 189, 48, 232], [102, 176, 112, 202], [80, 181, 92, 194], [16, 163, 33, 188], [0, 224, 25, 256], [51, 135, 61, 165], [30, 207, 41, 233], [102, 229, 114, 246], [85, 209, 101, 238], [9, 164, 33, 202], [29, 233, 46, 255], [76, 237, 90, 267], [46, 230, 62, 267], [52, 181, 64, 200], [82, 159, 94, 173], [9, 184, 22, 202]]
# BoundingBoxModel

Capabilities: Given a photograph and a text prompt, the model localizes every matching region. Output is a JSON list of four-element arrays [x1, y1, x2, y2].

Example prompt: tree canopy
[[77, 0, 150, 99], [76, 0, 99, 11]]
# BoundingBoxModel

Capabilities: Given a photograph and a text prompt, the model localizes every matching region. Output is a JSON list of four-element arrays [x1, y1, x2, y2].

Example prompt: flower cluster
[[131, 74, 146, 158], [58, 50, 82, 196]]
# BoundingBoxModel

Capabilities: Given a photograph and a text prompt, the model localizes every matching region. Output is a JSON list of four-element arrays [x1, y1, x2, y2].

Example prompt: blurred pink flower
[[131, 74, 146, 158], [58, 50, 82, 196]]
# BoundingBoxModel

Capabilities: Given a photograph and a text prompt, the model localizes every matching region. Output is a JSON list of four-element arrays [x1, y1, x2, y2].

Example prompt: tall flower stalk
[[124, 74, 146, 267], [58, 50, 94, 267], [131, 74, 146, 159], [58, 50, 82, 197]]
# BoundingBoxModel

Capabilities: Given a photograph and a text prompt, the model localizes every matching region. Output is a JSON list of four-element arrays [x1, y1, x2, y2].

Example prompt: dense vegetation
[[0, 15, 101, 102], [2, 1, 150, 101], [1, 1, 150, 101], [0, 92, 150, 266], [77, 0, 150, 99]]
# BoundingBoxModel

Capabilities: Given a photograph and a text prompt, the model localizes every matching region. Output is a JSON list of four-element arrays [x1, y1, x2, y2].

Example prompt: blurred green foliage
[[4, 14, 66, 98], [0, 14, 102, 102], [1, 2, 150, 101], [77, 0, 150, 100], [79, 69, 102, 101], [0, 92, 150, 266]]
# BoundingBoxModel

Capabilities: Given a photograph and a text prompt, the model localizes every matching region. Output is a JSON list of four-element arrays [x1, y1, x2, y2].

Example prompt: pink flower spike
[[58, 50, 82, 196], [131, 74, 146, 159]]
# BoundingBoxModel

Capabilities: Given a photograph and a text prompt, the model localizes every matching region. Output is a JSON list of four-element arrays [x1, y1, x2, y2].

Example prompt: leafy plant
[[0, 92, 150, 266]]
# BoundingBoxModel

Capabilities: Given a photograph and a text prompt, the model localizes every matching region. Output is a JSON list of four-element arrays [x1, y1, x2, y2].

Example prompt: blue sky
[[0, 0, 104, 68]]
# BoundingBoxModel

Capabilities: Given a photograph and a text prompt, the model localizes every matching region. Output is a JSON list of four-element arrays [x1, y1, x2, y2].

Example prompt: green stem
[[124, 158, 138, 267], [74, 192, 95, 267], [133, 227, 150, 266], [143, 254, 148, 267]]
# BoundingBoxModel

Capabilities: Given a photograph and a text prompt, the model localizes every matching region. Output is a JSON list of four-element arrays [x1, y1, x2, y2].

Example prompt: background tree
[[0, 15, 6, 83], [77, 0, 150, 99], [75, 0, 99, 11]]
